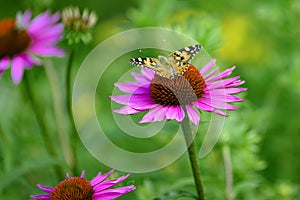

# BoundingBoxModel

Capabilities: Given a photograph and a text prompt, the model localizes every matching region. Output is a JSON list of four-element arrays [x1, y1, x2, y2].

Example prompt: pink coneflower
[[111, 59, 247, 125], [0, 10, 64, 84], [30, 170, 135, 200]]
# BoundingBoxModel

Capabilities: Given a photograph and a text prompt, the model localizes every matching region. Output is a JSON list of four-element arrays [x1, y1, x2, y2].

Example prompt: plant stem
[[23, 73, 64, 179], [65, 48, 79, 175], [222, 145, 234, 200], [181, 107, 205, 200]]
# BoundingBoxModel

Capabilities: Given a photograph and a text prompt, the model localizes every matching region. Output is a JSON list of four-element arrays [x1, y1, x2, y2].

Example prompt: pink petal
[[208, 88, 247, 94], [29, 194, 51, 199], [206, 77, 241, 90], [29, 45, 65, 57], [200, 59, 216, 75], [93, 174, 130, 191], [203, 67, 219, 79], [201, 99, 238, 110], [114, 106, 142, 115], [141, 67, 155, 80], [131, 71, 151, 84], [206, 66, 236, 82], [0, 56, 10, 70], [114, 82, 150, 94], [36, 184, 53, 193], [202, 93, 244, 102], [186, 105, 200, 125], [193, 101, 215, 112], [90, 170, 114, 186], [139, 106, 167, 123], [174, 106, 185, 122], [93, 186, 136, 199], [11, 56, 25, 84], [110, 94, 152, 105], [213, 109, 229, 116]]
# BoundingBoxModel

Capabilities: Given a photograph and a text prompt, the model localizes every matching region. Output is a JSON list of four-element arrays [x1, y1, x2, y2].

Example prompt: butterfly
[[129, 44, 202, 79]]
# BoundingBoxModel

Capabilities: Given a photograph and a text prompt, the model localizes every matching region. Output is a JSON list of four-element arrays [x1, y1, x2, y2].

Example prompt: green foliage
[[0, 0, 300, 199]]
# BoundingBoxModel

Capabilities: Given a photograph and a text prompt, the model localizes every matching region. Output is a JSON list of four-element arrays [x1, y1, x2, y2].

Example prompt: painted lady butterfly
[[129, 44, 201, 79]]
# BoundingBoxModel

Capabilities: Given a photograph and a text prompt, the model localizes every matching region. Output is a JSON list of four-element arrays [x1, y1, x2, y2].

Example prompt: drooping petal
[[139, 105, 167, 123], [36, 184, 53, 193], [93, 186, 136, 199], [193, 101, 215, 112], [114, 106, 142, 115], [0, 57, 10, 70], [186, 105, 200, 125], [11, 56, 25, 84], [29, 194, 51, 200]]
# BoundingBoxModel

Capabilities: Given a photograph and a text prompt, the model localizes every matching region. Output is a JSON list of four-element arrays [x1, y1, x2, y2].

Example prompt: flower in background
[[62, 6, 98, 44], [30, 170, 135, 200], [0, 10, 64, 84], [111, 59, 247, 126]]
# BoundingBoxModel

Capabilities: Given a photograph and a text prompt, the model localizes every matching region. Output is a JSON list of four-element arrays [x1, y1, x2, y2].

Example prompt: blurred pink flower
[[30, 170, 135, 200], [0, 10, 64, 84]]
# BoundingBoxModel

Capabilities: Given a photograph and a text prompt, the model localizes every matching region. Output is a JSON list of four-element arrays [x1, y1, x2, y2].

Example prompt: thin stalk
[[44, 59, 74, 173], [222, 145, 234, 200], [65, 48, 79, 175], [23, 73, 64, 179], [181, 107, 205, 200]]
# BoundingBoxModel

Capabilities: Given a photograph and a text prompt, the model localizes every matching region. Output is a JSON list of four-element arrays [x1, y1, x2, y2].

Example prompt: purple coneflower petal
[[193, 101, 215, 112], [110, 94, 152, 105], [36, 184, 53, 193], [114, 106, 141, 115], [93, 186, 136, 199], [93, 174, 130, 191], [202, 93, 244, 102], [29, 194, 50, 199], [200, 59, 216, 75], [141, 68, 155, 80], [186, 105, 200, 125], [139, 105, 167, 123], [114, 82, 150, 94], [200, 99, 238, 110], [206, 66, 236, 82], [11, 56, 25, 84], [131, 71, 151, 84], [0, 57, 10, 70], [90, 170, 114, 186]]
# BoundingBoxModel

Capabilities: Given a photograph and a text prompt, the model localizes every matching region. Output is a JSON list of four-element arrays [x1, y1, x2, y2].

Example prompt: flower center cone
[[150, 65, 206, 106], [0, 19, 31, 57]]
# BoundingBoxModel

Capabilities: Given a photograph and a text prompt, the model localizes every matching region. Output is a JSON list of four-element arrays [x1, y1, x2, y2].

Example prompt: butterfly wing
[[169, 44, 202, 63], [129, 57, 174, 79], [168, 44, 202, 75], [129, 44, 201, 79]]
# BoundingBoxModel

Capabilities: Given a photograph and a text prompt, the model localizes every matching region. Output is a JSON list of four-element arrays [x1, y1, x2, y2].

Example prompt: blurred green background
[[0, 0, 300, 199]]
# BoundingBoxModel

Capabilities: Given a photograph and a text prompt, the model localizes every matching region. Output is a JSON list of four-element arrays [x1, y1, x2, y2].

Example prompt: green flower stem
[[44, 59, 74, 174], [65, 48, 79, 175], [222, 145, 233, 200], [23, 73, 64, 179], [181, 107, 205, 200]]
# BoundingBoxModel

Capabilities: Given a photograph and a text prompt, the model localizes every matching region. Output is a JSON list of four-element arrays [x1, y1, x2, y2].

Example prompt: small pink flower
[[111, 59, 247, 125], [0, 10, 64, 84], [30, 170, 135, 200]]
